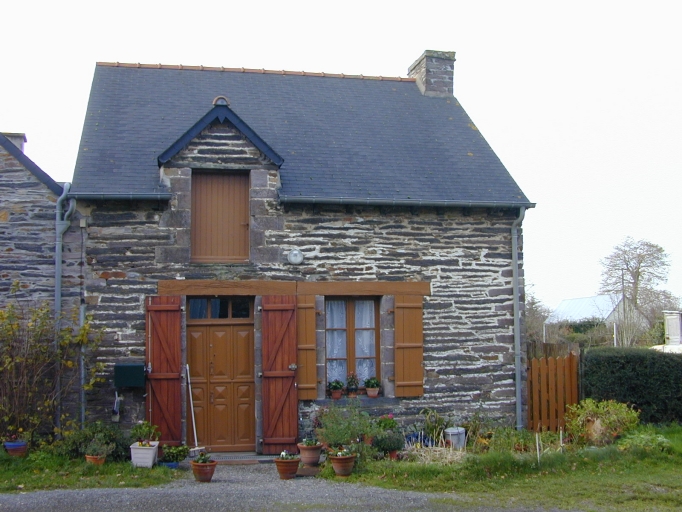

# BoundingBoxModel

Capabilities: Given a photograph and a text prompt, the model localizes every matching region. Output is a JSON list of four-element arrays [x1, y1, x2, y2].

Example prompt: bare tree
[[599, 237, 670, 309], [599, 237, 679, 339]]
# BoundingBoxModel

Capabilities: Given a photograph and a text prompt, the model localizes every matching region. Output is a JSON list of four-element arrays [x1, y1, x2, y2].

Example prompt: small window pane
[[326, 300, 346, 328], [356, 359, 376, 384], [211, 298, 230, 319], [355, 330, 375, 357], [232, 297, 250, 318], [189, 299, 208, 319], [326, 331, 347, 358], [355, 300, 374, 328], [327, 360, 347, 384]]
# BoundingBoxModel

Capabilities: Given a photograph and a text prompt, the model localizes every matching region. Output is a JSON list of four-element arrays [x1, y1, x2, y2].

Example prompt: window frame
[[324, 297, 381, 386]]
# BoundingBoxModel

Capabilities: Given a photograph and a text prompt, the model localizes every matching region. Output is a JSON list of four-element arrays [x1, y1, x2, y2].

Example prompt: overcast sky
[[2, 0, 681, 309]]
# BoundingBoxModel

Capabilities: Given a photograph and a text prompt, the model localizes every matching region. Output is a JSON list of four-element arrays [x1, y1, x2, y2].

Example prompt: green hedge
[[583, 347, 682, 424]]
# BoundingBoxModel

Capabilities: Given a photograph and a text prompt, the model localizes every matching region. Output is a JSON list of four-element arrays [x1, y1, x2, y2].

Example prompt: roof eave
[[67, 192, 172, 201], [278, 194, 536, 209]]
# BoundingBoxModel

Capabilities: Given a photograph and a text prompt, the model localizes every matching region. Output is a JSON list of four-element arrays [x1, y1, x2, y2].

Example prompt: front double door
[[187, 324, 255, 451]]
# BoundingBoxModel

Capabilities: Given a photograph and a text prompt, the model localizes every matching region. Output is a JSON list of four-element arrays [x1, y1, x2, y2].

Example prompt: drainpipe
[[55, 183, 76, 431], [511, 206, 526, 430]]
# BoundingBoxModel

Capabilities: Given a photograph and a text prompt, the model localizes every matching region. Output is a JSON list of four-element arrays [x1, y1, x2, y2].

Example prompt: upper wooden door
[[146, 296, 182, 444], [187, 324, 255, 451], [261, 295, 298, 455]]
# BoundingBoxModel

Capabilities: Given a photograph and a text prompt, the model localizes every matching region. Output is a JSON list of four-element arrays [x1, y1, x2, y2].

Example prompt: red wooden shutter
[[146, 295, 183, 444], [296, 295, 318, 400], [394, 295, 424, 397], [262, 295, 298, 454]]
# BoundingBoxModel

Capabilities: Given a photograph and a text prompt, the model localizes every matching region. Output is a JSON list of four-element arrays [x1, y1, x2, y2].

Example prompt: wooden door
[[187, 324, 255, 451], [146, 296, 182, 444], [261, 295, 298, 455]]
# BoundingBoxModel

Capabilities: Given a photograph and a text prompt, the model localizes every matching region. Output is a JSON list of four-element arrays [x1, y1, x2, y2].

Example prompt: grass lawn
[[341, 424, 682, 511], [0, 450, 178, 493]]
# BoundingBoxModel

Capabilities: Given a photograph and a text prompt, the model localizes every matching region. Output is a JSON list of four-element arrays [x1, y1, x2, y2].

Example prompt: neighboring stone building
[[0, 133, 78, 309], [67, 50, 534, 453]]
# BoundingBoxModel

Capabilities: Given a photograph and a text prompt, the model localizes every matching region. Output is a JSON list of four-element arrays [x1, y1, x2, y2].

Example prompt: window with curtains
[[325, 298, 380, 385]]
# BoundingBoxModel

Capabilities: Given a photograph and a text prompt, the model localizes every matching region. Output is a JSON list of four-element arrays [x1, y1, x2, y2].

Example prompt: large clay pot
[[297, 443, 323, 466], [366, 387, 380, 398], [4, 441, 28, 457], [85, 455, 106, 465], [274, 458, 300, 479], [190, 461, 218, 482], [331, 389, 343, 400], [328, 454, 356, 477]]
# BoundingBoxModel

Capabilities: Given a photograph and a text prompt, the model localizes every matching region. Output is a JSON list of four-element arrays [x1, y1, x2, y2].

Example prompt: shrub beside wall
[[583, 347, 682, 423]]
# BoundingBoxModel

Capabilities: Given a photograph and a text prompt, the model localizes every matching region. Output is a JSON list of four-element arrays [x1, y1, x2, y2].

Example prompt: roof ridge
[[96, 62, 415, 82]]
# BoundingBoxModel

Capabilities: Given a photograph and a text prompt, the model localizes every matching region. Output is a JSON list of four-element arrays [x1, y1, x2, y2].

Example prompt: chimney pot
[[408, 50, 456, 98]]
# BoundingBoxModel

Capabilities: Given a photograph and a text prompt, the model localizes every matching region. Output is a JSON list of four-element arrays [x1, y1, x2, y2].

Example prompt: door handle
[[210, 392, 214, 404], [288, 363, 298, 371]]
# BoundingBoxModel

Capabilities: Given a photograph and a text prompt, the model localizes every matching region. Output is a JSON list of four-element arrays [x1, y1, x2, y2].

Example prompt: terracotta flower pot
[[329, 454, 356, 477], [274, 458, 300, 479], [4, 441, 28, 457], [297, 443, 323, 466], [331, 389, 343, 400], [366, 387, 380, 398], [388, 450, 398, 460], [190, 460, 218, 482], [85, 455, 106, 465]]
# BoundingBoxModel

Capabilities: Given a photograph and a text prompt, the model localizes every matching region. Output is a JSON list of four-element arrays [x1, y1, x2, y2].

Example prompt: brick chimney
[[2, 132, 27, 152], [408, 50, 456, 97]]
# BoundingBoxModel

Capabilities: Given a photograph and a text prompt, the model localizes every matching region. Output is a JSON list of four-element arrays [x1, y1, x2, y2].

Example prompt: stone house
[[67, 50, 534, 453], [0, 132, 78, 311]]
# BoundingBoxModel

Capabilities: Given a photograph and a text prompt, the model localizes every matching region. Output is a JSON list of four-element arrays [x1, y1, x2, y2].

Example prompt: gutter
[[511, 206, 526, 430], [55, 183, 76, 432], [68, 192, 172, 201], [278, 194, 536, 209]]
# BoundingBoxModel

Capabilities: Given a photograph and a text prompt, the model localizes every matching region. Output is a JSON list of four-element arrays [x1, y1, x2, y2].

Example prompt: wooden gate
[[527, 346, 579, 432], [146, 296, 183, 444], [261, 295, 298, 455]]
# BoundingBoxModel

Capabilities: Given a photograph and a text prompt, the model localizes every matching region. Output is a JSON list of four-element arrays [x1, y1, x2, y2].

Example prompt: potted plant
[[372, 430, 405, 460], [2, 430, 29, 458], [346, 372, 359, 398], [274, 450, 300, 479], [130, 420, 160, 468], [364, 376, 381, 398], [159, 444, 190, 469], [328, 379, 344, 400], [297, 437, 323, 466], [190, 451, 218, 482], [85, 436, 114, 465], [327, 446, 357, 477]]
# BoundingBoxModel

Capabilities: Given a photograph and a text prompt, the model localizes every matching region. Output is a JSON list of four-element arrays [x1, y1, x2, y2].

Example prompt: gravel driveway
[[0, 463, 547, 512]]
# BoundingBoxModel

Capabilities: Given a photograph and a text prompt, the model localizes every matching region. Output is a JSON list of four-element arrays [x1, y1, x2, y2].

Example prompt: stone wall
[[0, 144, 80, 310], [73, 121, 526, 429]]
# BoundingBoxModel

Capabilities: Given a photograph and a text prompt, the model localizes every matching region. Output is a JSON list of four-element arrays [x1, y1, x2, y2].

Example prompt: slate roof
[[0, 133, 63, 195], [545, 294, 622, 324], [71, 62, 532, 207]]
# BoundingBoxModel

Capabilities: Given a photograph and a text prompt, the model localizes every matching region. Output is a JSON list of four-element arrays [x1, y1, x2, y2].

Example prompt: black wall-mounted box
[[114, 362, 146, 388]]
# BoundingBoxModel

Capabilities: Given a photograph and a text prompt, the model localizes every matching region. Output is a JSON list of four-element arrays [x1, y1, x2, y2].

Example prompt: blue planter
[[159, 461, 179, 469], [4, 441, 27, 449]]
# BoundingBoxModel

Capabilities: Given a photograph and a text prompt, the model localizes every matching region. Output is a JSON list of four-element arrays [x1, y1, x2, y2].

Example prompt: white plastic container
[[444, 427, 466, 449], [130, 441, 159, 467]]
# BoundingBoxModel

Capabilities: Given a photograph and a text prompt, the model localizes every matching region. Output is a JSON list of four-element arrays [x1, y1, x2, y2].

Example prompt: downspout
[[512, 206, 526, 430], [55, 183, 76, 431]]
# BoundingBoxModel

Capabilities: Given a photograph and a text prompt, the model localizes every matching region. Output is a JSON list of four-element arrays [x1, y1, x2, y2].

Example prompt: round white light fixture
[[287, 249, 304, 265]]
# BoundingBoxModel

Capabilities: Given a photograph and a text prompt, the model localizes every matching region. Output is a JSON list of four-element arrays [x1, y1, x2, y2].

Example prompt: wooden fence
[[527, 349, 579, 432]]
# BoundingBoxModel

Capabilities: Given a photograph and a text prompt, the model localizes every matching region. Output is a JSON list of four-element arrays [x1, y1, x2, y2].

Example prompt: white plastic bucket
[[444, 427, 466, 449]]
